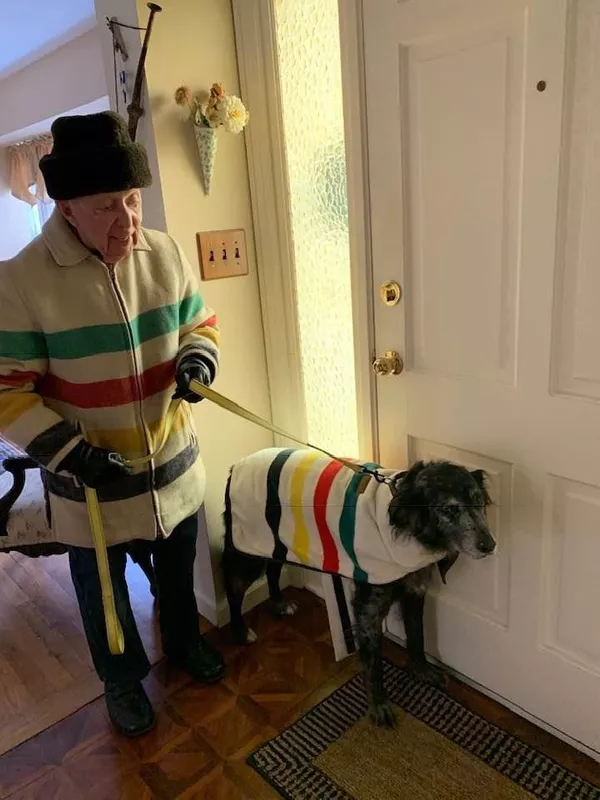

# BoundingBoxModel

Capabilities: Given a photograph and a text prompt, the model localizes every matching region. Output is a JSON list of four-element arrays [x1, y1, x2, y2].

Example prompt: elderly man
[[0, 111, 224, 737]]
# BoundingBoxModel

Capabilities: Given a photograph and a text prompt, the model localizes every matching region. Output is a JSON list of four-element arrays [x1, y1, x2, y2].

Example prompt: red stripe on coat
[[313, 460, 345, 573], [0, 371, 39, 388], [39, 359, 176, 409]]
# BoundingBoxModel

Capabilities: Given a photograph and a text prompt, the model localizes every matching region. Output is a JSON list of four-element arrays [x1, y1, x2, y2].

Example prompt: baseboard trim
[[194, 585, 219, 627]]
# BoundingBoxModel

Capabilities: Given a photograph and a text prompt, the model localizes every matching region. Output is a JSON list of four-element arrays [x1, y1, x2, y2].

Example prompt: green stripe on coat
[[0, 294, 205, 362]]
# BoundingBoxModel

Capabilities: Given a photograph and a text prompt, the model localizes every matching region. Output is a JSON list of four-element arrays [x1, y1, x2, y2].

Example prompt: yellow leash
[[86, 379, 365, 655], [186, 379, 365, 474]]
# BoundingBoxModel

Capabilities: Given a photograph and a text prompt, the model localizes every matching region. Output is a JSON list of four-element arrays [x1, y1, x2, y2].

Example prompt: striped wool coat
[[0, 210, 218, 547], [229, 448, 447, 585]]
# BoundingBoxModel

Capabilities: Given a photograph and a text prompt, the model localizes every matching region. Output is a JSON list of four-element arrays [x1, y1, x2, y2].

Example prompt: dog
[[221, 450, 496, 727]]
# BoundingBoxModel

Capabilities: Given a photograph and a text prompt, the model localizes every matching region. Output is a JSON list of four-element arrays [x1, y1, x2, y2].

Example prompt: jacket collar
[[42, 208, 152, 267]]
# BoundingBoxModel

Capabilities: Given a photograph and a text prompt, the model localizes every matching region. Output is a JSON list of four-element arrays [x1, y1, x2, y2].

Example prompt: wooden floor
[[0, 587, 598, 799], [0, 552, 161, 758]]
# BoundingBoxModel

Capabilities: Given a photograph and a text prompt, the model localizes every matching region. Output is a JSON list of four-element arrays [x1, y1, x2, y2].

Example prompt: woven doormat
[[248, 661, 600, 800]]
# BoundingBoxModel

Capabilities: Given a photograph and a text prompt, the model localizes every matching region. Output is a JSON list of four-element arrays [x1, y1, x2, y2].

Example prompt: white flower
[[215, 95, 249, 134]]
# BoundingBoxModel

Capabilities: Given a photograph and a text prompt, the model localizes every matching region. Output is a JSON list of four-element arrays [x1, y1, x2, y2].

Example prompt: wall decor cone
[[174, 82, 249, 197], [194, 125, 217, 195]]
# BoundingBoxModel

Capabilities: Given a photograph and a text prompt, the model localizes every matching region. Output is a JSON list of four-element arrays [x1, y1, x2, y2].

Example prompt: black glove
[[173, 357, 212, 403], [57, 440, 131, 489]]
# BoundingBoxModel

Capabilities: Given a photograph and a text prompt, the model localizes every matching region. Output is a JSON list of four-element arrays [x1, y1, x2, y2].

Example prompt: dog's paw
[[232, 626, 257, 646], [270, 599, 298, 617], [410, 662, 448, 689], [370, 701, 396, 728], [244, 628, 258, 644]]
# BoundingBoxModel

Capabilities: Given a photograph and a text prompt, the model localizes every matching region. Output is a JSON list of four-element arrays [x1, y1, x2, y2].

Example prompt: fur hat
[[39, 111, 152, 201]]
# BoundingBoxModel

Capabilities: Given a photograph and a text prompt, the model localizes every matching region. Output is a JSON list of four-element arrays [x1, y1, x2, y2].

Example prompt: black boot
[[105, 681, 155, 738], [168, 636, 225, 684]]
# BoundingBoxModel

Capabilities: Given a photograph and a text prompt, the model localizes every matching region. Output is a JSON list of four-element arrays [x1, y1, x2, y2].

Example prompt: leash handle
[[81, 424, 124, 656]]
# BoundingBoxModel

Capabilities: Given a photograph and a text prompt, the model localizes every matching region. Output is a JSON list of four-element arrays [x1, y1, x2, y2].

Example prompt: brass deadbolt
[[380, 280, 402, 307]]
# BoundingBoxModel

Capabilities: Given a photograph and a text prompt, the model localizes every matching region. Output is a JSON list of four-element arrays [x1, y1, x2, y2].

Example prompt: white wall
[[0, 30, 106, 139], [0, 149, 32, 260], [0, 27, 109, 261], [0, 97, 110, 261], [93, 0, 167, 232]]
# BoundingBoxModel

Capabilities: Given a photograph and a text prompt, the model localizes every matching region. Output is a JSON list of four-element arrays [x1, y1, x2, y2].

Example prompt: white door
[[360, 0, 600, 756]]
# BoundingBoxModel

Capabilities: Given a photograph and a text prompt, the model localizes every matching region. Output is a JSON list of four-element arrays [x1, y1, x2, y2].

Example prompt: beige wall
[[137, 0, 273, 605]]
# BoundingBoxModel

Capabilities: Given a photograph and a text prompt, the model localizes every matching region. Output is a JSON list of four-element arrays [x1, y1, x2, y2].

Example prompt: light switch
[[197, 229, 249, 280]]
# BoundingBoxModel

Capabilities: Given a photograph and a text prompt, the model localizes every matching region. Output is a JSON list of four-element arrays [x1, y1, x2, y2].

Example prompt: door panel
[[403, 17, 523, 383]]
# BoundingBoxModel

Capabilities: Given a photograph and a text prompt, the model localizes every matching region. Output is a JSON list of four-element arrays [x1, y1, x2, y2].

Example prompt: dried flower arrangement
[[174, 82, 250, 194]]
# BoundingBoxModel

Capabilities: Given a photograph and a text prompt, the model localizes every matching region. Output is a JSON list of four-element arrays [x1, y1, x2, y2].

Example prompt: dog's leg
[[127, 543, 157, 598], [137, 550, 157, 598], [267, 562, 298, 617], [222, 549, 266, 645], [398, 586, 447, 688], [352, 582, 395, 728]]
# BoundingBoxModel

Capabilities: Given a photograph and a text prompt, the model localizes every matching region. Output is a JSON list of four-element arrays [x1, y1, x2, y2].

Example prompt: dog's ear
[[437, 553, 459, 584], [389, 461, 427, 534], [471, 469, 492, 505]]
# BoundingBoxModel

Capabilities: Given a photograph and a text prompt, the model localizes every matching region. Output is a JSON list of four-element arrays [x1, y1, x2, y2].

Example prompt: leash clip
[[360, 466, 394, 486]]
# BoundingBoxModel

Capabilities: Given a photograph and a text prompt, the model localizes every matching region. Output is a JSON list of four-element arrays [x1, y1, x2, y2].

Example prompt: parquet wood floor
[[0, 587, 598, 799]]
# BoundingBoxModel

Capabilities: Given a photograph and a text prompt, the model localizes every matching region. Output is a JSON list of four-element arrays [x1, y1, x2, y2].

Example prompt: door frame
[[231, 0, 377, 466]]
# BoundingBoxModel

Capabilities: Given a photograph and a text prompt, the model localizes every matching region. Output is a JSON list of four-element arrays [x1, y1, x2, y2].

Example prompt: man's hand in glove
[[173, 357, 212, 403], [57, 440, 132, 489]]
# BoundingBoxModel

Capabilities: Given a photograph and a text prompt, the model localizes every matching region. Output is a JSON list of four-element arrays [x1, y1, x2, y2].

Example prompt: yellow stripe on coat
[[289, 450, 321, 564], [0, 392, 42, 429], [86, 404, 187, 455]]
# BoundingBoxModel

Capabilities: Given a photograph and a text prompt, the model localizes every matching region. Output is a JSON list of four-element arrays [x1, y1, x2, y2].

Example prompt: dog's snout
[[478, 534, 496, 555]]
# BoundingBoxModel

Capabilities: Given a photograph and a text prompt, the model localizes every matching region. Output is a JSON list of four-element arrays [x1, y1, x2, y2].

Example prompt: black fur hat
[[39, 111, 152, 201]]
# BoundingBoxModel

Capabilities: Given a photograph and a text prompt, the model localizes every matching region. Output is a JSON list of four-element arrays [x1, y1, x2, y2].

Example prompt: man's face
[[58, 189, 143, 264]]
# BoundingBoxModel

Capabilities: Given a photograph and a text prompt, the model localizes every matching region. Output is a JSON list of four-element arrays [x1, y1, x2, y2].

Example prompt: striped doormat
[[248, 660, 600, 800]]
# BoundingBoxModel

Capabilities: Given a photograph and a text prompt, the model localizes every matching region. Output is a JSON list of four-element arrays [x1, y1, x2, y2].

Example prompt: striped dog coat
[[229, 447, 447, 586]]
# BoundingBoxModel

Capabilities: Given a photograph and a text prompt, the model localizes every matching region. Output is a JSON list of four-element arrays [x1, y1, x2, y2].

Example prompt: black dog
[[222, 457, 495, 727]]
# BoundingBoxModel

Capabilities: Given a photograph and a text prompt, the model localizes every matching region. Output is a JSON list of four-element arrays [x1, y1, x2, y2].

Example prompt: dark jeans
[[68, 513, 201, 686]]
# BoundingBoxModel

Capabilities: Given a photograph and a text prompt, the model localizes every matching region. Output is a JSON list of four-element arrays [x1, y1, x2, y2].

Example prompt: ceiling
[[0, 0, 97, 81]]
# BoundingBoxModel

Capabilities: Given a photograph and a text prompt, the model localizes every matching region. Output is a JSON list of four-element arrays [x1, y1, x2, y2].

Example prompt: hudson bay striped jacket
[[0, 210, 218, 546], [229, 448, 447, 585]]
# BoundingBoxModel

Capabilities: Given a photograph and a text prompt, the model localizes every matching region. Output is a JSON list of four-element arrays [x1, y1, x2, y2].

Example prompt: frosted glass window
[[274, 0, 359, 457]]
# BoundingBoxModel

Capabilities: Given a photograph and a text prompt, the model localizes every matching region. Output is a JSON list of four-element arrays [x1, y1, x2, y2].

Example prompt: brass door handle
[[372, 350, 404, 376]]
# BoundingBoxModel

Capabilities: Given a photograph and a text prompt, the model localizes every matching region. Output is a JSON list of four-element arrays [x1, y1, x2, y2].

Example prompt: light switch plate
[[197, 229, 248, 280]]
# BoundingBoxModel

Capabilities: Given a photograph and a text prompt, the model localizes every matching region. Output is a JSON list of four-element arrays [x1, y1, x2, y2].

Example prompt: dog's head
[[388, 461, 496, 575]]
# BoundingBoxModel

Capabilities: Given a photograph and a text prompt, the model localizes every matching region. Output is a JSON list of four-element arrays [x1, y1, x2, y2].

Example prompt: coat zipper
[[106, 263, 165, 537]]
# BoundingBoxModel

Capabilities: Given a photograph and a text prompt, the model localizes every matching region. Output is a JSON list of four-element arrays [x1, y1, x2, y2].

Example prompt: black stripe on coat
[[26, 420, 79, 466], [265, 448, 294, 562], [46, 441, 199, 503]]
